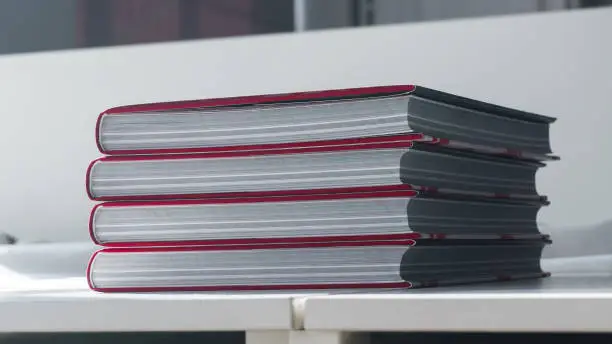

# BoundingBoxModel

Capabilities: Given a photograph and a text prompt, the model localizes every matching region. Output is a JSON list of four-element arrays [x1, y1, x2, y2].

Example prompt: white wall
[[0, 7, 610, 243]]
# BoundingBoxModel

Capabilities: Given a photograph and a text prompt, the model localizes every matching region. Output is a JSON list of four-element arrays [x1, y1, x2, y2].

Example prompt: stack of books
[[85, 85, 557, 292]]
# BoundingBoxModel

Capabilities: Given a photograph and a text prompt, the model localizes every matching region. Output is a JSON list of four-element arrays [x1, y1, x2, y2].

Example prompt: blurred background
[[0, 0, 611, 271], [1, 0, 611, 55], [0, 9, 611, 344]]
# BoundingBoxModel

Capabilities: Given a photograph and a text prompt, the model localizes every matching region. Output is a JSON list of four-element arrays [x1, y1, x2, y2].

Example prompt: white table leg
[[246, 330, 291, 344], [289, 331, 370, 344]]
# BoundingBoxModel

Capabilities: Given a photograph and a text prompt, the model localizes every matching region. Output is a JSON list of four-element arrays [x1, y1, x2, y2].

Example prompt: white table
[[5, 275, 610, 343], [3, 242, 612, 344], [0, 288, 296, 344], [0, 242, 296, 344], [296, 275, 612, 343]]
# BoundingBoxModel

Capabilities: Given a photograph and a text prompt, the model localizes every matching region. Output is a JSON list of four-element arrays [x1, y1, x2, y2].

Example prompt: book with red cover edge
[[89, 189, 549, 247], [96, 84, 558, 159], [85, 137, 549, 202], [86, 237, 551, 293], [95, 85, 415, 155], [86, 239, 420, 293]]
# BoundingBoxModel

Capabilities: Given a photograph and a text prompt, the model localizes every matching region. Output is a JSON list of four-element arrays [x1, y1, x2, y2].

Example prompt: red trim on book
[[96, 85, 416, 154], [98, 239, 417, 253], [95, 110, 104, 153], [89, 190, 421, 246], [90, 281, 413, 293], [87, 239, 417, 291], [86, 249, 99, 291], [88, 203, 103, 245], [85, 158, 100, 200], [86, 139, 419, 200], [89, 184, 416, 202], [103, 133, 425, 156], [96, 233, 425, 248], [96, 139, 416, 162], [97, 189, 419, 207]]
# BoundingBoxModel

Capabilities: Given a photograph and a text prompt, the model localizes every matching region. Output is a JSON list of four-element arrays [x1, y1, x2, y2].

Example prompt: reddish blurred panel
[[192, 0, 255, 38], [75, 0, 291, 47], [110, 0, 181, 44]]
